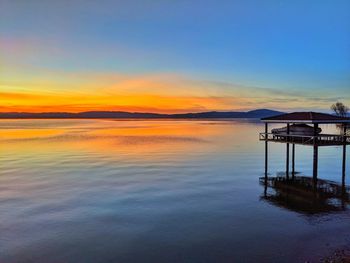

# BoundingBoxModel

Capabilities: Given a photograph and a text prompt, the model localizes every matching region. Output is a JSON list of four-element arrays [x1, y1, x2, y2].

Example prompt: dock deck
[[259, 132, 350, 146]]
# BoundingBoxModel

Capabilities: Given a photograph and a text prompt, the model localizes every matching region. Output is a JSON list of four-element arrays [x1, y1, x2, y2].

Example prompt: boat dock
[[260, 112, 350, 182]]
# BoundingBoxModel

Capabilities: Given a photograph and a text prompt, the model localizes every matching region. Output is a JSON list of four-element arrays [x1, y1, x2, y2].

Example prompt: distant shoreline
[[0, 117, 264, 121], [0, 109, 283, 119]]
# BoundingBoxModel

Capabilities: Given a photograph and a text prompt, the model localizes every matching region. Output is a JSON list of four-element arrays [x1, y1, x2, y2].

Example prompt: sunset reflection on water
[[0, 119, 349, 263]]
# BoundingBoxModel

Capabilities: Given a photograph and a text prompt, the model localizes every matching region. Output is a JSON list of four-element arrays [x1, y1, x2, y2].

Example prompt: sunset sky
[[1, 0, 349, 113]]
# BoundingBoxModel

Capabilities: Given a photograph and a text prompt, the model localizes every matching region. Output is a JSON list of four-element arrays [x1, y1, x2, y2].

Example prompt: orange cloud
[[2, 68, 348, 113], [0, 89, 250, 113], [0, 70, 253, 113]]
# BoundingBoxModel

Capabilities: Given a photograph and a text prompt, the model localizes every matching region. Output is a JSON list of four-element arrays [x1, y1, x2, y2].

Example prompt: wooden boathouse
[[260, 112, 350, 183]]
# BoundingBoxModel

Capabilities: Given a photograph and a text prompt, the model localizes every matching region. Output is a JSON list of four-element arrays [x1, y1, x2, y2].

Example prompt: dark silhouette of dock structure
[[260, 176, 350, 215], [260, 112, 350, 183]]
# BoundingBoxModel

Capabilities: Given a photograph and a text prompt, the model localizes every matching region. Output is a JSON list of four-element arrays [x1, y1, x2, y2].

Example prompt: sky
[[1, 0, 349, 113]]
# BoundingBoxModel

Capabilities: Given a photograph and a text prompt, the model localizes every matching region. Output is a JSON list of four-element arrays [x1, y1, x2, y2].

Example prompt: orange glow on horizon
[[0, 89, 249, 114], [0, 95, 240, 114], [1, 69, 343, 113]]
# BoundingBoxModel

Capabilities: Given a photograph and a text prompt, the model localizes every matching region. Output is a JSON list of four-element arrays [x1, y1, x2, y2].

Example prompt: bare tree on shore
[[331, 102, 349, 134], [331, 102, 349, 117]]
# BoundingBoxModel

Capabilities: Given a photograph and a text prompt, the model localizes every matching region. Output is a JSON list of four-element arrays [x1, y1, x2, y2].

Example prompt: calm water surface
[[0, 119, 349, 262]]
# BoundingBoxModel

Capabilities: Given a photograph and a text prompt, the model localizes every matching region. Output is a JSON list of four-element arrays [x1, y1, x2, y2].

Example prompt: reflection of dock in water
[[260, 176, 350, 215]]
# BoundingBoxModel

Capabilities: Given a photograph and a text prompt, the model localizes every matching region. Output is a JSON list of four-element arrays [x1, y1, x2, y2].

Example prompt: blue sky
[[1, 0, 349, 112]]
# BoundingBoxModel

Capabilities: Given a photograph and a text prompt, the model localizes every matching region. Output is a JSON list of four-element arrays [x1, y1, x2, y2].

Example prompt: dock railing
[[259, 133, 350, 146]]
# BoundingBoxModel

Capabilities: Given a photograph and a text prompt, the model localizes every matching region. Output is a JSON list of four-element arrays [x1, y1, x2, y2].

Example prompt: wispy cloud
[[1, 64, 349, 113]]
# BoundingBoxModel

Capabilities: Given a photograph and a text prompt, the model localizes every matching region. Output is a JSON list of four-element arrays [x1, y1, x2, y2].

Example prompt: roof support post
[[265, 123, 268, 180], [292, 143, 295, 179], [313, 124, 319, 182], [342, 125, 347, 185], [286, 124, 290, 179]]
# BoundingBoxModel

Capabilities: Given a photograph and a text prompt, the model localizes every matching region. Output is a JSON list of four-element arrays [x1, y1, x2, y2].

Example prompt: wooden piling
[[265, 123, 268, 179], [292, 143, 295, 179], [313, 124, 319, 181], [286, 124, 290, 179], [342, 125, 347, 184]]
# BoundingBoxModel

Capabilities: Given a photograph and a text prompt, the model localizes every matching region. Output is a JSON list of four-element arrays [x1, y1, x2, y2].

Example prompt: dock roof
[[261, 112, 350, 123]]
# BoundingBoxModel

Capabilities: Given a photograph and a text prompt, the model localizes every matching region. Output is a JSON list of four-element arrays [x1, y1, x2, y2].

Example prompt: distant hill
[[170, 109, 283, 119], [0, 109, 284, 119]]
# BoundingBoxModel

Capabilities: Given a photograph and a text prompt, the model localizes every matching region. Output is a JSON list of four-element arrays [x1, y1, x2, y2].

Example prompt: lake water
[[0, 119, 349, 262]]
